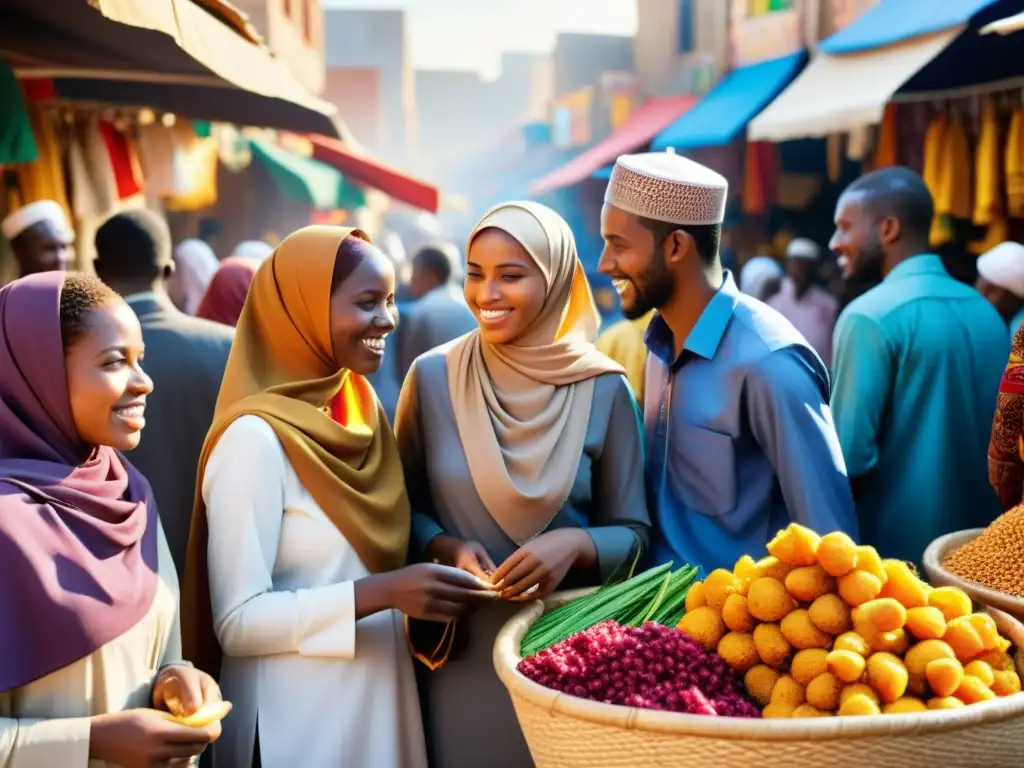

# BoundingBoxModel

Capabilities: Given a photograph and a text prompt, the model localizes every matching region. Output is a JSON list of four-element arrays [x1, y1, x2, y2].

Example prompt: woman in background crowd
[[396, 201, 650, 767], [168, 239, 219, 315], [231, 240, 274, 262], [0, 272, 221, 767], [196, 257, 259, 327], [181, 227, 496, 768]]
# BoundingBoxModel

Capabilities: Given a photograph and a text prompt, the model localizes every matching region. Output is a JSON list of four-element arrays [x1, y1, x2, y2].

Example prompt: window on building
[[678, 0, 695, 53], [748, 0, 794, 13]]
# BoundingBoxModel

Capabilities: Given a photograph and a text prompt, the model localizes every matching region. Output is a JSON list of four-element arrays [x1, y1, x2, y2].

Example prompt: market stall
[[494, 524, 1024, 767], [1, 0, 337, 135]]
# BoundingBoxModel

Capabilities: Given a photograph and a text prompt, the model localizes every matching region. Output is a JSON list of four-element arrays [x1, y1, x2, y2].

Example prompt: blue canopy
[[651, 52, 805, 151], [820, 0, 1002, 54]]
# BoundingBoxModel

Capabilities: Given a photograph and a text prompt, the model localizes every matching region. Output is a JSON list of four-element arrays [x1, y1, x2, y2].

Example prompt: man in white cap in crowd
[[598, 151, 856, 573], [767, 237, 840, 367], [1, 200, 75, 276], [976, 241, 1024, 338]]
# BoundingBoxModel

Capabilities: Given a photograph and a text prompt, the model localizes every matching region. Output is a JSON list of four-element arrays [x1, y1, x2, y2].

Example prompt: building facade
[[232, 0, 325, 94], [634, 0, 729, 98], [323, 9, 416, 164], [635, 0, 882, 102]]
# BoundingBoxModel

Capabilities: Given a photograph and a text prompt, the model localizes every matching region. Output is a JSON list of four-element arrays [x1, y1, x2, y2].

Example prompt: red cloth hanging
[[98, 120, 145, 199]]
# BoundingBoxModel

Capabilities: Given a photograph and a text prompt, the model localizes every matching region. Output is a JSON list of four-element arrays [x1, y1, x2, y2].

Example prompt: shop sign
[[550, 86, 594, 148], [729, 0, 803, 67], [686, 55, 716, 95], [600, 72, 639, 130]]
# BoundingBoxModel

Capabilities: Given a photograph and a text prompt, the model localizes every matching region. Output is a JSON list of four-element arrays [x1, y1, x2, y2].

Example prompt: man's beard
[[623, 252, 674, 320], [850, 239, 885, 285]]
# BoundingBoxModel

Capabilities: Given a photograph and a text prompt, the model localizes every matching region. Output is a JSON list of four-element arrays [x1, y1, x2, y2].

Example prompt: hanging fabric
[[98, 120, 145, 200], [826, 134, 843, 183], [1006, 108, 1024, 219], [68, 117, 119, 221], [970, 97, 1006, 255], [164, 133, 219, 212], [0, 61, 38, 166], [872, 104, 899, 169], [13, 106, 71, 222]]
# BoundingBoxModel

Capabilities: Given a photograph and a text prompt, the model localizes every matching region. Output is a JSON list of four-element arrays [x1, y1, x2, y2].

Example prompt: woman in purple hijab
[[0, 272, 224, 767]]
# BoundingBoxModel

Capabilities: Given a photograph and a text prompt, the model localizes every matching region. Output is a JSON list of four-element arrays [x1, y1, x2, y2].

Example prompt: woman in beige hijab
[[394, 201, 650, 767]]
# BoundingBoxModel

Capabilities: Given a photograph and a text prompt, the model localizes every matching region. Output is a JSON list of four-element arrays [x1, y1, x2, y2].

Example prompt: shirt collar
[[645, 270, 739, 367], [884, 253, 946, 282], [124, 291, 162, 303]]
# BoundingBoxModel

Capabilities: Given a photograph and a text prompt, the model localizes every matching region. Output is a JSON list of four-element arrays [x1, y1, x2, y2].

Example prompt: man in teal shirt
[[830, 167, 1009, 566]]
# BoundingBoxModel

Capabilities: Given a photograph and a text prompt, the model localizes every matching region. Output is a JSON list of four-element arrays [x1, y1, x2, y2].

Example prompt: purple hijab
[[0, 272, 159, 693]]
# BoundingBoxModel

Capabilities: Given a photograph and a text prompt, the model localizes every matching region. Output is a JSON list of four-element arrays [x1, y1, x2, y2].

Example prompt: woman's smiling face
[[464, 228, 546, 345], [65, 298, 153, 452], [329, 244, 398, 375]]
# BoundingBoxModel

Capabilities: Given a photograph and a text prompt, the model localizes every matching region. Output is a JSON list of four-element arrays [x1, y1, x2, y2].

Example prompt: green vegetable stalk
[[519, 562, 699, 658]]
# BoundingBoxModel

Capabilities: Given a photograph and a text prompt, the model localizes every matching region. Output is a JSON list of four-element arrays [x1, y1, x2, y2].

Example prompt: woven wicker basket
[[923, 529, 1024, 623], [494, 592, 1024, 768]]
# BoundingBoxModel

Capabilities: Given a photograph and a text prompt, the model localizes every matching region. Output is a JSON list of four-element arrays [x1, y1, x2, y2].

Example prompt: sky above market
[[322, 0, 638, 78]]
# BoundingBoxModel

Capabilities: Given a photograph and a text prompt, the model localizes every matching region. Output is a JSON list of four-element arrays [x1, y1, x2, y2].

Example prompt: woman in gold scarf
[[180, 227, 496, 768], [394, 201, 651, 767]]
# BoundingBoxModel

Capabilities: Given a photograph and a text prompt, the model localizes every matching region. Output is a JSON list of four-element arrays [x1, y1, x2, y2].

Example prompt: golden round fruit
[[747, 577, 795, 622]]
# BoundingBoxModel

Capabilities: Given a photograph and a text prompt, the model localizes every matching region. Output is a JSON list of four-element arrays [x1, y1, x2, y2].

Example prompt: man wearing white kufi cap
[[976, 241, 1024, 336], [598, 151, 856, 572], [1, 200, 75, 277], [766, 237, 840, 367]]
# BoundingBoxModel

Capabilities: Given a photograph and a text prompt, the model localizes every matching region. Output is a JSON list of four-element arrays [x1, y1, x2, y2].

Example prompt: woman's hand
[[425, 535, 496, 580], [493, 529, 595, 601], [152, 665, 222, 718], [452, 540, 497, 581], [355, 563, 499, 623], [88, 708, 218, 767]]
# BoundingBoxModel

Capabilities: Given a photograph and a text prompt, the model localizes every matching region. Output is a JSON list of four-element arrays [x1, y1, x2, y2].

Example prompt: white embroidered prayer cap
[[604, 150, 728, 226], [977, 241, 1024, 299], [1, 200, 73, 242], [786, 237, 820, 261]]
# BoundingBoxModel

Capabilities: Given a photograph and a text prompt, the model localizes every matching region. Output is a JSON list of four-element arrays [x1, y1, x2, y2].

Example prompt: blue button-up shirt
[[645, 271, 857, 574], [832, 254, 1008, 566]]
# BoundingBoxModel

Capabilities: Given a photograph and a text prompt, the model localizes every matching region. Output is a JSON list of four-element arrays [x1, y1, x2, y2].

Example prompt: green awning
[[249, 137, 365, 210], [0, 61, 37, 165]]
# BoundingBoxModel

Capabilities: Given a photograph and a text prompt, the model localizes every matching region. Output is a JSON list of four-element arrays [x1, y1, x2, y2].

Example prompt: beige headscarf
[[446, 201, 624, 544]]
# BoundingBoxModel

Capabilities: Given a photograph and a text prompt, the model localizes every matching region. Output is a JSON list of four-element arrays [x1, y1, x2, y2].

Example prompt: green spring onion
[[519, 562, 699, 657]]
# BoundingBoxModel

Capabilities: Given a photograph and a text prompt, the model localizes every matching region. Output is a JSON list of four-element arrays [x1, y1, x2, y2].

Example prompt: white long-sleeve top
[[204, 415, 426, 768]]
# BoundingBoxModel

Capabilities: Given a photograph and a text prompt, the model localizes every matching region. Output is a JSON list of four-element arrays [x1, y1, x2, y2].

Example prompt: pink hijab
[[0, 272, 158, 693], [196, 257, 259, 327]]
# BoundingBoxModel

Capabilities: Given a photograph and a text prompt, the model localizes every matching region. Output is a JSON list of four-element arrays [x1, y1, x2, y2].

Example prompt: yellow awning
[[748, 28, 961, 142], [91, 0, 334, 117]]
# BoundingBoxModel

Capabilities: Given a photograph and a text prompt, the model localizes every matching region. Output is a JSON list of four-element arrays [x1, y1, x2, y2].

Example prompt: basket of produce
[[494, 525, 1024, 768], [923, 507, 1024, 622]]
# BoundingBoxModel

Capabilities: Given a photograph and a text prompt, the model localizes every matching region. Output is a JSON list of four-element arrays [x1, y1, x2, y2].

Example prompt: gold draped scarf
[[181, 226, 411, 675]]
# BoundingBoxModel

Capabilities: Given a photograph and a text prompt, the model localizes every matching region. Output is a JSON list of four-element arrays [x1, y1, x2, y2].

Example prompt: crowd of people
[[0, 151, 1021, 768]]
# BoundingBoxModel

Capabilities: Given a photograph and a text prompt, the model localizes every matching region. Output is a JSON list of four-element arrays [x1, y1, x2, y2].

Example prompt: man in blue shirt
[[830, 167, 1008, 566], [598, 152, 857, 573]]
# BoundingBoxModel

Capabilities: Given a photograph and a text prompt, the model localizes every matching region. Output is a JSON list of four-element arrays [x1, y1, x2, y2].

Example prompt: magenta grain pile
[[517, 620, 761, 717]]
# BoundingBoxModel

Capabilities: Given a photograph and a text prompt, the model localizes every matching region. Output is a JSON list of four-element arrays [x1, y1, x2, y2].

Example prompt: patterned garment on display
[[989, 325, 1024, 509]]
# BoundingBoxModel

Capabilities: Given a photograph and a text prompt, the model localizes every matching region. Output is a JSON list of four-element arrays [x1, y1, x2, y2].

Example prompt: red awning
[[310, 135, 440, 213], [530, 96, 698, 196]]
